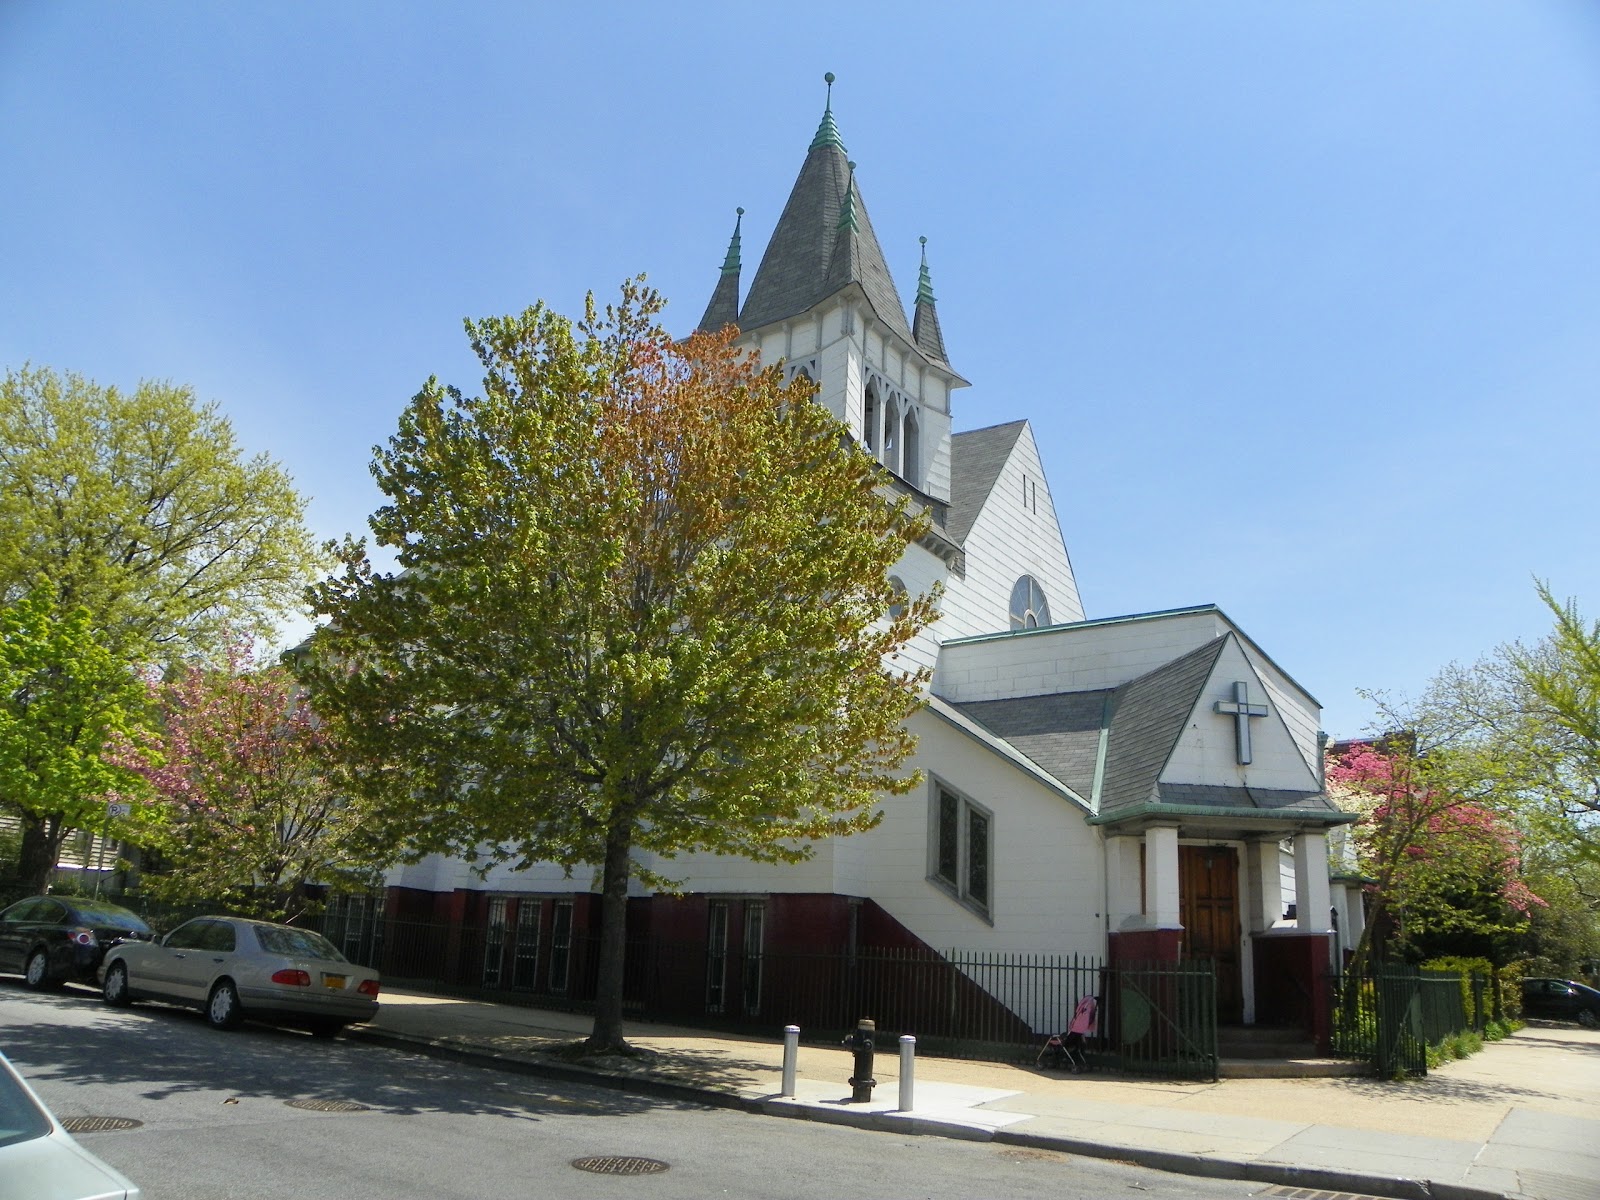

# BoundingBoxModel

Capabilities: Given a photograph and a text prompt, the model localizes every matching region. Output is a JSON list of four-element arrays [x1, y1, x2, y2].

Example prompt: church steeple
[[696, 208, 744, 333], [738, 74, 913, 343], [912, 236, 948, 363]]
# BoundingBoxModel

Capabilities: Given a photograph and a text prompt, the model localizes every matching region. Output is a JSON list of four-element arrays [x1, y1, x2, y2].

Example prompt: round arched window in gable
[[1009, 575, 1051, 630], [888, 575, 908, 620]]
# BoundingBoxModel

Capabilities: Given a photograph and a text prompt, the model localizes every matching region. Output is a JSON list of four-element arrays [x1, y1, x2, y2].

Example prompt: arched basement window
[[1009, 575, 1051, 630]]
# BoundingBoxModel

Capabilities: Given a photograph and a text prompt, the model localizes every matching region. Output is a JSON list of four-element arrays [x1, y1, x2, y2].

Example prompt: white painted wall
[[937, 423, 1081, 643]]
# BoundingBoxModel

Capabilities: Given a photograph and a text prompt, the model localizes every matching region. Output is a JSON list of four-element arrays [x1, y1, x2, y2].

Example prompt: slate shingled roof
[[1097, 638, 1229, 816], [947, 421, 1027, 546], [737, 109, 915, 345], [948, 690, 1110, 799]]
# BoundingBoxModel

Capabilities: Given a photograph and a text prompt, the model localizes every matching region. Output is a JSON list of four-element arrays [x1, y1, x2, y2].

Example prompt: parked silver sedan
[[0, 1049, 140, 1200], [100, 917, 379, 1037]]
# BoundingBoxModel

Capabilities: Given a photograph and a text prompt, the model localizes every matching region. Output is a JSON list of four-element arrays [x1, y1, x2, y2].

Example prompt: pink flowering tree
[[119, 639, 384, 920], [1327, 737, 1543, 971]]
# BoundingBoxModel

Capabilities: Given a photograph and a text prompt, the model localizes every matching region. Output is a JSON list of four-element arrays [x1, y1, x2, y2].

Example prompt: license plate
[[321, 973, 346, 990]]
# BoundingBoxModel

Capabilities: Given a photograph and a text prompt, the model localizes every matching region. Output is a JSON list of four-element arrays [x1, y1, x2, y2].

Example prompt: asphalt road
[[2, 981, 1270, 1200]]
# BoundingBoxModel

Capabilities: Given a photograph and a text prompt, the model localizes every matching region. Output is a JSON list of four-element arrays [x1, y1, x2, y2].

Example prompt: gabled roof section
[[1098, 638, 1228, 816], [925, 696, 1092, 812], [946, 420, 1027, 546], [947, 689, 1109, 800], [696, 208, 744, 334], [738, 85, 914, 345]]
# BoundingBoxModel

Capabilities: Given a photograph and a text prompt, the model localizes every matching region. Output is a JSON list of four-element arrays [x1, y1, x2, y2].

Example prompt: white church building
[[375, 83, 1359, 1042]]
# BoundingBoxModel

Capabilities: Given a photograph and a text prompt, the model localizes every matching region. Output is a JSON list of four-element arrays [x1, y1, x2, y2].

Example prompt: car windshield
[[0, 1064, 52, 1150], [68, 902, 151, 933], [253, 926, 347, 961]]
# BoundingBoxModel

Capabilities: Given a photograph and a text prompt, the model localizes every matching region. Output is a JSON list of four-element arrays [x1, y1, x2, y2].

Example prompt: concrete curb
[[346, 1027, 1512, 1200]]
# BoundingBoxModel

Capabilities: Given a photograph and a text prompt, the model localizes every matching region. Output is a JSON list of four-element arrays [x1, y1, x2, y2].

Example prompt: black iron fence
[[308, 911, 1218, 1076], [1329, 965, 1482, 1076]]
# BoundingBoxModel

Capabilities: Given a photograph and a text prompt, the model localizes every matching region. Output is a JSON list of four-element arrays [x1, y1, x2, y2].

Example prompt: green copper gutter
[[1087, 804, 1358, 827]]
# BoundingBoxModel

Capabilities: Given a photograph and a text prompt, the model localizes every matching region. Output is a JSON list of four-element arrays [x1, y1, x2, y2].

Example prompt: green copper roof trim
[[944, 604, 1225, 647], [938, 600, 1323, 709], [720, 207, 744, 275], [837, 161, 858, 232], [1087, 804, 1356, 827], [1090, 691, 1112, 813], [916, 236, 937, 305], [810, 71, 847, 151]]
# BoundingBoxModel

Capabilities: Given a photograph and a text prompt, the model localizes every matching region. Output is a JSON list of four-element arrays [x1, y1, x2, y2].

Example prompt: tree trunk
[[16, 813, 64, 895], [584, 819, 634, 1055]]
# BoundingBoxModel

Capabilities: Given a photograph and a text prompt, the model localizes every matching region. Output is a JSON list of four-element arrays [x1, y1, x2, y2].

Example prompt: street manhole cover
[[571, 1156, 669, 1176], [285, 1098, 370, 1113], [60, 1116, 142, 1134]]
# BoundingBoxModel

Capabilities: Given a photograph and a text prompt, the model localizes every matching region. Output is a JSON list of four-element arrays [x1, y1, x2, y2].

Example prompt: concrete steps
[[1216, 1025, 1369, 1078]]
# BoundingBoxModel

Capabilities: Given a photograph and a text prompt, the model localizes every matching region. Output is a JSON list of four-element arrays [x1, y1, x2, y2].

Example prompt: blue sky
[[3, 2, 1597, 739]]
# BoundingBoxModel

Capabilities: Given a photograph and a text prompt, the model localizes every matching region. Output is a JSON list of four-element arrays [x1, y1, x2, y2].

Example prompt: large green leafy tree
[[302, 282, 936, 1053], [1400, 582, 1600, 968], [0, 366, 323, 891], [0, 589, 155, 890]]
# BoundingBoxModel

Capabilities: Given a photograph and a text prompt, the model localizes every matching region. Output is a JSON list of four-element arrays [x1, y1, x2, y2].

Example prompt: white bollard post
[[898, 1034, 916, 1112], [781, 1025, 800, 1097]]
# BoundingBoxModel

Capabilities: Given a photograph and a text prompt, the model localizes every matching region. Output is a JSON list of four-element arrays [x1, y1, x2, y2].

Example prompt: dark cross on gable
[[1214, 681, 1269, 765]]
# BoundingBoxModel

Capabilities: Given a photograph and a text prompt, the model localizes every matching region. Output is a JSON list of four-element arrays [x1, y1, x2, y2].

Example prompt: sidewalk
[[348, 989, 1600, 1200]]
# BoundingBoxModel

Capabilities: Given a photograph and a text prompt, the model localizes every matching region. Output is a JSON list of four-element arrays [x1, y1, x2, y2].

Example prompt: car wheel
[[1578, 1008, 1599, 1029], [207, 979, 243, 1030], [103, 961, 134, 1007], [23, 949, 58, 991], [308, 1020, 347, 1039]]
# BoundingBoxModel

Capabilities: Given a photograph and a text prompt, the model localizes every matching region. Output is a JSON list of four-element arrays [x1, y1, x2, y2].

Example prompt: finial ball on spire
[[825, 71, 835, 85], [737, 206, 745, 216], [920, 235, 927, 247]]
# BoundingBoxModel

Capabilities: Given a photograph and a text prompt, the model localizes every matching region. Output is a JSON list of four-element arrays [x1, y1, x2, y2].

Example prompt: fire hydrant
[[841, 1017, 876, 1102]]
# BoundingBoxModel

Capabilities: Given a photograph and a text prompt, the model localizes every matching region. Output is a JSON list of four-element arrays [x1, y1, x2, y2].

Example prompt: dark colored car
[[1522, 977, 1600, 1027], [0, 896, 154, 990]]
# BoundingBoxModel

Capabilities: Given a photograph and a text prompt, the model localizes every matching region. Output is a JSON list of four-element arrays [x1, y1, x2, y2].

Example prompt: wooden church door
[[1179, 845, 1243, 1023]]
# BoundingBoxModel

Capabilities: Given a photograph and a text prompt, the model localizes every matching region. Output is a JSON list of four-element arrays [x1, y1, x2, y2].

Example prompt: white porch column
[[1244, 836, 1284, 933], [1105, 835, 1144, 928], [1144, 825, 1181, 928], [1339, 880, 1366, 954], [1293, 830, 1333, 934]]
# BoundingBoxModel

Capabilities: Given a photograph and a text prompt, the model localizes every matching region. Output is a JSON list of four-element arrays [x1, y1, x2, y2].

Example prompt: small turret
[[912, 236, 948, 363], [696, 207, 744, 334]]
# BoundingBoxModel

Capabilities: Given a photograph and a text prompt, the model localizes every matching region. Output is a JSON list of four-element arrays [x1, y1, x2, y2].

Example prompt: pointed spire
[[696, 207, 745, 333], [836, 161, 858, 233], [810, 71, 846, 152], [720, 207, 744, 275], [741, 75, 914, 344], [912, 235, 948, 363]]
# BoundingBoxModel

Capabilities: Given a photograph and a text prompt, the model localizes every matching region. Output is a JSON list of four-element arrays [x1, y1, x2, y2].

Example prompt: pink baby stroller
[[1036, 995, 1098, 1073]]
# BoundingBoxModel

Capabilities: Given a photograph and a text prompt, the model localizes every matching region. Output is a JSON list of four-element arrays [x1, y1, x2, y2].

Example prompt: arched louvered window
[[1009, 575, 1051, 630], [882, 398, 900, 475], [863, 381, 878, 454], [902, 409, 921, 488]]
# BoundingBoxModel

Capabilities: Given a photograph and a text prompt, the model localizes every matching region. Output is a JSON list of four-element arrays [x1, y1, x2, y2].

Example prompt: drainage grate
[[1258, 1187, 1390, 1200], [571, 1156, 669, 1176], [285, 1098, 370, 1113], [60, 1116, 142, 1134]]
